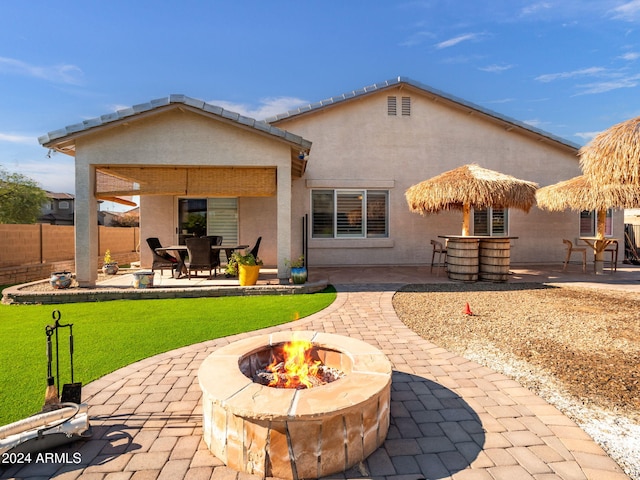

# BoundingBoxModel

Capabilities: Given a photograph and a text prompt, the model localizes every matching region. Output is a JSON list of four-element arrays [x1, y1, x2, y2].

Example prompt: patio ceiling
[[96, 166, 277, 204]]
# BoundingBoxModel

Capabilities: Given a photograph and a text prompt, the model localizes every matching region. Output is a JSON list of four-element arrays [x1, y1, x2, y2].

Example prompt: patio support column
[[75, 162, 98, 287], [276, 163, 291, 284]]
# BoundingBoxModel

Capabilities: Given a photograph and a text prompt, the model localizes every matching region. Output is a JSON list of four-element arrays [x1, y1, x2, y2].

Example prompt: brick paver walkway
[[1, 284, 630, 480]]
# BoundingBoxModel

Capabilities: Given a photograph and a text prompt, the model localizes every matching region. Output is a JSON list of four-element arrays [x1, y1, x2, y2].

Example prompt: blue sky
[[2, 1, 640, 210]]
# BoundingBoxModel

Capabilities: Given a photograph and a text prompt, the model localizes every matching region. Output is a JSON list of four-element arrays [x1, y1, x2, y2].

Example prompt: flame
[[267, 339, 321, 389]]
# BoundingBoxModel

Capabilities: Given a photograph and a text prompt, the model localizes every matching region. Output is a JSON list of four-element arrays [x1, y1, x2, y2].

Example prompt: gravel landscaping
[[393, 282, 640, 480]]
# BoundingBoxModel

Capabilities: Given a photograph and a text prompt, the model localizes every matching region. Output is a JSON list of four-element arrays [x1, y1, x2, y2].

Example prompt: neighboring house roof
[[267, 76, 580, 153], [125, 207, 139, 218], [38, 94, 312, 156], [46, 191, 75, 200]]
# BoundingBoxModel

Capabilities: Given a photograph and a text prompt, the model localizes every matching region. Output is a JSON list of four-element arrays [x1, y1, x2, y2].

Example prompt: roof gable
[[39, 94, 312, 156], [267, 76, 580, 153]]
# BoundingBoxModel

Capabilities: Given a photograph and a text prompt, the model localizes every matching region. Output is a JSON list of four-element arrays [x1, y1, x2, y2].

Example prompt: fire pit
[[198, 331, 392, 479]]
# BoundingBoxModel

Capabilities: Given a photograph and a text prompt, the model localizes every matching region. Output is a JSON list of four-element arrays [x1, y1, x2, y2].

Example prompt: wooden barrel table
[[479, 238, 511, 282], [446, 237, 479, 282]]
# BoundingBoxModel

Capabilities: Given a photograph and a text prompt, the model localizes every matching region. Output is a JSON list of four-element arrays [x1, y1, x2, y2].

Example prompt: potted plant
[[286, 255, 307, 284], [132, 270, 155, 288], [50, 271, 73, 289], [227, 249, 262, 286], [102, 249, 119, 275]]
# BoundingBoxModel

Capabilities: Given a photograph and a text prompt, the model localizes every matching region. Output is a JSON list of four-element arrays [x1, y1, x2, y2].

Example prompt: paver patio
[[1, 265, 636, 479]]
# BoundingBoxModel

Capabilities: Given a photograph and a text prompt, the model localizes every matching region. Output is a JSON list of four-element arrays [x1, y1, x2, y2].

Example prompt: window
[[58, 201, 70, 210], [580, 209, 612, 236], [312, 190, 389, 238], [473, 208, 508, 235]]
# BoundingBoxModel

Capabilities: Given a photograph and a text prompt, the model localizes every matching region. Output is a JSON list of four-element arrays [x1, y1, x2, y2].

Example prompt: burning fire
[[267, 339, 321, 389]]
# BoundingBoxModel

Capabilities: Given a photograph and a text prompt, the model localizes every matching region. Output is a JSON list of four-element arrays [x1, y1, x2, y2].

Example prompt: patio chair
[[604, 239, 619, 272], [146, 237, 178, 276], [203, 235, 223, 274], [562, 239, 586, 273], [185, 237, 216, 279], [249, 236, 262, 259], [430, 239, 447, 275]]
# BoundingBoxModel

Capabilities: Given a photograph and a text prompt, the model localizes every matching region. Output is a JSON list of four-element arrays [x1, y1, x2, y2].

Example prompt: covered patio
[[38, 95, 312, 287]]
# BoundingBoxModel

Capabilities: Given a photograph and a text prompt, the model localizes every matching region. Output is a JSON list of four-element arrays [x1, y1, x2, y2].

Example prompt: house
[[38, 191, 74, 225], [38, 77, 623, 287], [101, 207, 140, 227]]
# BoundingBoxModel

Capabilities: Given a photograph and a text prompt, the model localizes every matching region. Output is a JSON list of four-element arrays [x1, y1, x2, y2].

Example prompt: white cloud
[[0, 56, 83, 85], [440, 54, 485, 64], [483, 98, 515, 105], [479, 64, 514, 73], [4, 154, 76, 193], [535, 64, 640, 94], [610, 0, 640, 21], [522, 118, 549, 129], [0, 132, 36, 144], [535, 67, 606, 82], [109, 104, 132, 113], [520, 2, 552, 17], [207, 96, 309, 120], [435, 33, 480, 49], [619, 51, 640, 61], [574, 74, 640, 95], [399, 30, 434, 47], [575, 131, 602, 142]]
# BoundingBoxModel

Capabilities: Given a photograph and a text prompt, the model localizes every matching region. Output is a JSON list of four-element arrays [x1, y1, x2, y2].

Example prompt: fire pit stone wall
[[198, 330, 392, 479]]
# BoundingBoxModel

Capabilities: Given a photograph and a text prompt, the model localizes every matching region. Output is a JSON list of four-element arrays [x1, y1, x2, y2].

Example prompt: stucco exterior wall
[[76, 109, 291, 169], [277, 86, 623, 266]]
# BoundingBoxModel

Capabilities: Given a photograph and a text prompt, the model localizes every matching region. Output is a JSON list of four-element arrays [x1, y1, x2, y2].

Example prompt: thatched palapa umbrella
[[537, 174, 640, 237], [579, 115, 640, 185], [537, 175, 640, 272], [405, 164, 538, 236], [536, 175, 640, 212], [560, 115, 640, 271]]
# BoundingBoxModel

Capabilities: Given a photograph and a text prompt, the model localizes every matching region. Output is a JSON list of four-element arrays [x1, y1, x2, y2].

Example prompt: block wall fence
[[0, 225, 140, 285]]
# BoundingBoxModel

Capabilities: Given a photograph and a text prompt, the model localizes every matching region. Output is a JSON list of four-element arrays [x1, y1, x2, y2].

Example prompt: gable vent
[[401, 96, 411, 116], [387, 96, 397, 116]]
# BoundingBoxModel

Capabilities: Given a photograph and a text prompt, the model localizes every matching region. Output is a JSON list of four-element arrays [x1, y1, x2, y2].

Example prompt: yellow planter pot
[[238, 265, 260, 286]]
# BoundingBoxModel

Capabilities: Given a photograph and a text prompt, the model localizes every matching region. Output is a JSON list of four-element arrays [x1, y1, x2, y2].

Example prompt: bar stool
[[562, 239, 586, 273], [430, 239, 447, 275]]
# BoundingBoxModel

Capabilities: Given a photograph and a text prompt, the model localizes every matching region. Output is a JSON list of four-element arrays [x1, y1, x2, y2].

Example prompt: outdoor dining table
[[578, 237, 618, 274], [438, 235, 518, 282], [156, 244, 250, 278]]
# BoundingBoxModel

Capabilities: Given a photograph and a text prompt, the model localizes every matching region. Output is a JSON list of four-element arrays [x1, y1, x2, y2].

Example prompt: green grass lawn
[[0, 288, 336, 425]]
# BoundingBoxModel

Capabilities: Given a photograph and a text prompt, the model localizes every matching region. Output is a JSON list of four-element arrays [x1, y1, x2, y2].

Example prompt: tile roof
[[45, 191, 75, 200], [266, 76, 581, 151], [38, 94, 312, 152]]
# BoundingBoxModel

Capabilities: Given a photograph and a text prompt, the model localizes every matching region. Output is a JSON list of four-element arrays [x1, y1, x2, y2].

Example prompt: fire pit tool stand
[[0, 310, 91, 456], [44, 310, 82, 407]]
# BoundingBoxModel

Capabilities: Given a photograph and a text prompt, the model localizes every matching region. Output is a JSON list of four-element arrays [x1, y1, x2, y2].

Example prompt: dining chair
[[562, 239, 586, 273], [430, 239, 447, 275], [203, 235, 223, 275], [185, 237, 215, 279], [146, 237, 178, 276]]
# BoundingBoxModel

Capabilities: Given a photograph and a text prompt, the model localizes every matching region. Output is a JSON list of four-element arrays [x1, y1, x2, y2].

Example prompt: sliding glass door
[[178, 198, 238, 246]]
